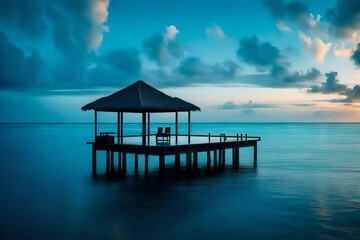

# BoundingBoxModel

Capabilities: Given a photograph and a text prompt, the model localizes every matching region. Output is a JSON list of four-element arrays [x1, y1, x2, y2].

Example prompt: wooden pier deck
[[89, 133, 261, 177]]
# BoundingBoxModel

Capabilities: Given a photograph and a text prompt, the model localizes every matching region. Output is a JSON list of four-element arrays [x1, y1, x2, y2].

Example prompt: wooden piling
[[186, 153, 191, 171], [222, 148, 226, 169], [122, 152, 127, 176], [207, 151, 211, 170], [254, 142, 257, 168], [145, 154, 149, 176], [193, 152, 198, 170], [135, 154, 139, 173], [92, 146, 96, 176], [159, 155, 165, 173], [106, 150, 110, 175], [110, 151, 114, 175], [118, 152, 122, 176], [175, 154, 180, 169], [214, 150, 217, 170]]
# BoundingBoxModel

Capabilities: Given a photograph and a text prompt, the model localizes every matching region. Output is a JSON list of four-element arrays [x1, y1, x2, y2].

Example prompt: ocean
[[0, 123, 360, 239]]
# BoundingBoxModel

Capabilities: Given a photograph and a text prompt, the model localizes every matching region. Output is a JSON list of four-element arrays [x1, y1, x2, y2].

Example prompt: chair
[[156, 127, 171, 142]]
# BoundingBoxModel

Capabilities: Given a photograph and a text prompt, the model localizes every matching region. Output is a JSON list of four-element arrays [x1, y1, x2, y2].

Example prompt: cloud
[[237, 35, 321, 85], [0, 31, 43, 89], [345, 85, 360, 101], [351, 43, 360, 66], [87, 48, 142, 85], [276, 20, 293, 32], [308, 72, 347, 94], [0, 0, 47, 37], [262, 0, 321, 31], [164, 25, 179, 40], [326, 0, 360, 39], [334, 42, 353, 57], [283, 68, 321, 83], [298, 31, 331, 62], [213, 60, 242, 77], [206, 24, 226, 39], [45, 0, 110, 85], [48, 0, 110, 52], [298, 31, 312, 49], [292, 103, 316, 107], [143, 25, 184, 65], [308, 71, 360, 103], [176, 57, 212, 77], [218, 100, 278, 109], [237, 35, 288, 74], [176, 57, 241, 78]]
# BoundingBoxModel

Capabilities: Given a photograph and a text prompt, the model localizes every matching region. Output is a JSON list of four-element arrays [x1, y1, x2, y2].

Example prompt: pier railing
[[105, 133, 261, 145]]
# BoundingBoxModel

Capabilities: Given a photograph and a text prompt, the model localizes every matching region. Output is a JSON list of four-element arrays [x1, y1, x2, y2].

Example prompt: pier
[[89, 133, 260, 177], [82, 81, 261, 177]]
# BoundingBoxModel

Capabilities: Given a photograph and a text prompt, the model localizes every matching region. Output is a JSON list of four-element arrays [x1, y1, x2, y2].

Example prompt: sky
[[1, 0, 360, 122]]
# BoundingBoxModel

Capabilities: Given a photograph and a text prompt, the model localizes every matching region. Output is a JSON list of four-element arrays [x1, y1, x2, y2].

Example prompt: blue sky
[[1, 0, 360, 122]]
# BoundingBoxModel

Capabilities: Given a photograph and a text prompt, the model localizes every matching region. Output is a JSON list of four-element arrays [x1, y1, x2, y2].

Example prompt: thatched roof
[[81, 81, 201, 113]]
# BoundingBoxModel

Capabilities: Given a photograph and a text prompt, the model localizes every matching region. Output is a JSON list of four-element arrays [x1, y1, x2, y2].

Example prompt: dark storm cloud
[[309, 72, 360, 103], [143, 34, 184, 65], [87, 48, 142, 85], [176, 57, 241, 78], [308, 72, 347, 94], [0, 0, 110, 90], [213, 61, 242, 78], [46, 1, 95, 84], [283, 68, 321, 83], [326, 0, 360, 39], [0, 31, 43, 89], [237, 35, 288, 73], [351, 43, 360, 66], [177, 57, 213, 77], [237, 35, 321, 85], [262, 0, 319, 31], [345, 85, 360, 101], [0, 0, 47, 37], [103, 48, 141, 77]]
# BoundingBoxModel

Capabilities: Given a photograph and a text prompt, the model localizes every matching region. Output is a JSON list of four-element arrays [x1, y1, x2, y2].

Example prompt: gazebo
[[81, 80, 201, 145]]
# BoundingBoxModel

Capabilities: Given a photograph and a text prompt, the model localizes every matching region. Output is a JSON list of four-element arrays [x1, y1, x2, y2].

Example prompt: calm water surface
[[0, 123, 360, 239]]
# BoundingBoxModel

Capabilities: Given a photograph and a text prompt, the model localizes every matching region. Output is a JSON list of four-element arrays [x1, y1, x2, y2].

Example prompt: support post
[[186, 153, 191, 172], [175, 112, 178, 143], [254, 142, 257, 168], [237, 148, 240, 169], [122, 152, 127, 176], [94, 111, 97, 139], [117, 112, 120, 144], [145, 155, 149, 177], [232, 148, 235, 167], [214, 150, 217, 170], [110, 151, 114, 175], [142, 113, 146, 145], [92, 146, 96, 176], [135, 154, 139, 173], [222, 148, 226, 169], [118, 152, 122, 176], [120, 112, 123, 144], [159, 155, 165, 174], [175, 154, 180, 169], [218, 149, 222, 169], [147, 113, 150, 143], [193, 152, 198, 170], [106, 150, 110, 175], [188, 111, 191, 143], [207, 151, 211, 170]]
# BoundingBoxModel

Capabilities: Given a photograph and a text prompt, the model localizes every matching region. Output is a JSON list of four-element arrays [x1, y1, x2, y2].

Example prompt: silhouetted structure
[[82, 80, 260, 177], [82, 80, 200, 145]]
